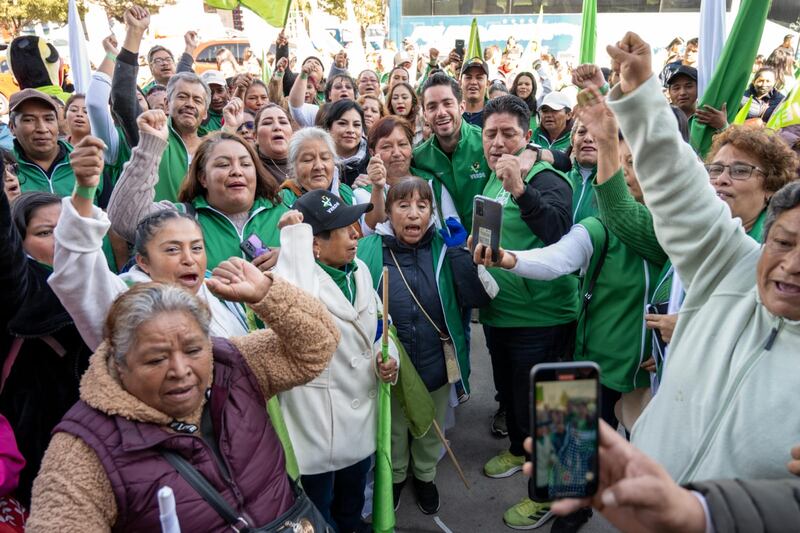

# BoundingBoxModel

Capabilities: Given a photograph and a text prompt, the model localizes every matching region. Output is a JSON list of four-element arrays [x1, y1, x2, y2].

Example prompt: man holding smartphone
[[475, 95, 577, 530]]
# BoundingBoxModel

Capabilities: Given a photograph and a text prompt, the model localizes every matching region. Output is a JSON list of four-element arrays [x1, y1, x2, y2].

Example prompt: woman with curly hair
[[705, 125, 798, 240]]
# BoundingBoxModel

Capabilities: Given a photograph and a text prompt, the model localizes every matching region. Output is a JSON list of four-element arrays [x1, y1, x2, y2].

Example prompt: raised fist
[[102, 34, 119, 55], [70, 137, 106, 188], [136, 109, 169, 141]]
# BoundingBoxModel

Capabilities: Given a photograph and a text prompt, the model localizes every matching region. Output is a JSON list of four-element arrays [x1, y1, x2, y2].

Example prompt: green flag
[[579, 0, 596, 64], [373, 324, 397, 533], [205, 0, 292, 28], [732, 96, 752, 125], [766, 82, 800, 129], [690, 0, 772, 157], [466, 18, 482, 63]]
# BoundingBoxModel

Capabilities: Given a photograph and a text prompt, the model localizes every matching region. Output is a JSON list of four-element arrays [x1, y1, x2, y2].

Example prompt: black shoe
[[550, 508, 592, 533], [413, 477, 440, 515], [491, 408, 508, 438], [393, 480, 406, 511]]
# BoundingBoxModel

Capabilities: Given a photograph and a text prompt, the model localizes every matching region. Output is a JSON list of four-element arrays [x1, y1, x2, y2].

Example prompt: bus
[[388, 0, 799, 64]]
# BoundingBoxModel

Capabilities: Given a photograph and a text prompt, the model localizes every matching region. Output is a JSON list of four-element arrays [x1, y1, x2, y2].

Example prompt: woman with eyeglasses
[[705, 126, 795, 240]]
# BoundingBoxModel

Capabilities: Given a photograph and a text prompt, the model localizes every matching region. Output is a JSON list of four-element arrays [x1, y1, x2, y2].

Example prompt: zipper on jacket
[[19, 159, 69, 194], [678, 317, 784, 483], [201, 204, 267, 243]]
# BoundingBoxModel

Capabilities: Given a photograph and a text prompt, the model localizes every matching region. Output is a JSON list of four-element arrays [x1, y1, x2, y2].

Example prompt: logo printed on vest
[[495, 189, 511, 206]]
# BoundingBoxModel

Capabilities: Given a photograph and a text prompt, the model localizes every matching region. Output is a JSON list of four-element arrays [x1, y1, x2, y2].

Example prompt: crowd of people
[[1, 6, 800, 532]]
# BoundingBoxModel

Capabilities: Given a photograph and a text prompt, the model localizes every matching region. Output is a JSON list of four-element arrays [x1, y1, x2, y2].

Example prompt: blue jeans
[[484, 324, 574, 457], [300, 456, 371, 533]]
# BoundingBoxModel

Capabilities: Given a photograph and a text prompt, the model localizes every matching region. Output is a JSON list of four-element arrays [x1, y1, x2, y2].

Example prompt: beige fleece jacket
[[26, 277, 339, 532]]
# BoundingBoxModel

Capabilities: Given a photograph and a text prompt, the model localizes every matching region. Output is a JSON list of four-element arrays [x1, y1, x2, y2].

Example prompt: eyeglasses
[[152, 57, 174, 66], [705, 163, 766, 181]]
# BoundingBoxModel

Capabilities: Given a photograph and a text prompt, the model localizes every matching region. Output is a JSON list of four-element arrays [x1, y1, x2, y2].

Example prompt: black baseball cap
[[461, 57, 490, 77], [666, 65, 698, 86], [293, 190, 372, 235]]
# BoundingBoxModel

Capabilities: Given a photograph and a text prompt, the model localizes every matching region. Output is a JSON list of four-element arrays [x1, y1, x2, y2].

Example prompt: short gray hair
[[166, 72, 211, 109], [763, 181, 800, 241], [287, 127, 339, 178], [104, 283, 211, 366]]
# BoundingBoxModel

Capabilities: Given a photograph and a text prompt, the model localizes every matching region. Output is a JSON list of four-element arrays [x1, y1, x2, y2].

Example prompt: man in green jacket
[[9, 89, 77, 198], [475, 95, 577, 530], [413, 72, 546, 234], [154, 72, 209, 202], [532, 91, 573, 152], [198, 70, 229, 136]]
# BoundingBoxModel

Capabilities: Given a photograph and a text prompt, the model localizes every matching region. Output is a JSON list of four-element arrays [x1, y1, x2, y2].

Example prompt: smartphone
[[471, 196, 503, 263], [240, 233, 270, 260], [529, 362, 600, 502], [455, 39, 465, 59]]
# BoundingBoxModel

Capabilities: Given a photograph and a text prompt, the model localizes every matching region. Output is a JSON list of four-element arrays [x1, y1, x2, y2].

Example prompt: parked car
[[192, 38, 251, 74]]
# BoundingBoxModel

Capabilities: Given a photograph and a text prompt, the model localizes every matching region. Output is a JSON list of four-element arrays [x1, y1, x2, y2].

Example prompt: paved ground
[[391, 326, 619, 533]]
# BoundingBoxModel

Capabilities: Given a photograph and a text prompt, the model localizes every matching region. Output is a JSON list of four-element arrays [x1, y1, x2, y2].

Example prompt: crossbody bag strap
[[388, 248, 449, 340], [580, 224, 609, 359], [160, 449, 251, 533]]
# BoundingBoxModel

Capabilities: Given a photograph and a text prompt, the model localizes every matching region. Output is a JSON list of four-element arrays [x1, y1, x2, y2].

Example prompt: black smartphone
[[455, 39, 465, 59], [240, 233, 270, 260], [529, 362, 600, 502], [471, 195, 503, 262]]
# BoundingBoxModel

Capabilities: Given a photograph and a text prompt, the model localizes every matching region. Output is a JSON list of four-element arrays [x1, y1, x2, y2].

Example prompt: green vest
[[568, 163, 599, 223], [412, 120, 489, 233], [155, 120, 190, 202], [532, 126, 571, 151], [280, 182, 355, 208], [480, 161, 579, 327], [528, 115, 538, 134], [185, 195, 288, 270], [15, 140, 77, 198], [357, 233, 472, 394], [577, 218, 660, 392], [198, 111, 224, 137]]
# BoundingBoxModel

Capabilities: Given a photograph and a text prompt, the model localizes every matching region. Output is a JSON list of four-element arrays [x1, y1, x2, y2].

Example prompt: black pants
[[484, 323, 575, 457], [300, 456, 371, 533]]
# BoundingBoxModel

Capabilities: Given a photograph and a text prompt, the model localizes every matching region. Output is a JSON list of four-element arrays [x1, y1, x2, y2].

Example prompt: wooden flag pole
[[431, 419, 470, 489], [381, 267, 389, 360]]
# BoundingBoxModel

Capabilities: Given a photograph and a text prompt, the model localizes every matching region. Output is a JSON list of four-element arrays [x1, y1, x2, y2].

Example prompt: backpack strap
[[579, 223, 609, 359]]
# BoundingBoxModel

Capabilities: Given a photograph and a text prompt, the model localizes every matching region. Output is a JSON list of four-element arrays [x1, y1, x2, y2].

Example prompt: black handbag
[[160, 449, 333, 533]]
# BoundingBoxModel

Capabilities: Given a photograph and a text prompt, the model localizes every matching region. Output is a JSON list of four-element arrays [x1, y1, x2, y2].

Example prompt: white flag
[[68, 0, 92, 94], [698, 0, 726, 98]]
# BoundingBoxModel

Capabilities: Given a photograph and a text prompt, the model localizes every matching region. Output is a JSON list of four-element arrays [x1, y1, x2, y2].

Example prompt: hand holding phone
[[240, 233, 270, 260], [529, 362, 600, 502], [471, 196, 503, 263]]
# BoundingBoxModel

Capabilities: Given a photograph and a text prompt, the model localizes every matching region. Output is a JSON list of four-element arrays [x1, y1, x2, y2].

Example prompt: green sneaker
[[483, 450, 525, 478], [503, 498, 553, 530]]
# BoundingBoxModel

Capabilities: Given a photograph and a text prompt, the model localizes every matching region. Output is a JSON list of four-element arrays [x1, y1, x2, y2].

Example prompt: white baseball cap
[[540, 91, 572, 111], [200, 70, 227, 88]]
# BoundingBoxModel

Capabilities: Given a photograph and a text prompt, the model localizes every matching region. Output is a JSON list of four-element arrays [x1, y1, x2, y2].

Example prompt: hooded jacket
[[613, 75, 800, 483], [26, 276, 339, 531]]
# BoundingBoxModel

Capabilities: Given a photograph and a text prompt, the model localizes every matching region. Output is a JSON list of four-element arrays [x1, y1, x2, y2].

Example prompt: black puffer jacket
[[0, 193, 91, 506], [381, 229, 447, 391]]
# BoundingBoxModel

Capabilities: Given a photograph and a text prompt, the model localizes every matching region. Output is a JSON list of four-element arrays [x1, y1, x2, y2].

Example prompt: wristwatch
[[525, 142, 542, 163]]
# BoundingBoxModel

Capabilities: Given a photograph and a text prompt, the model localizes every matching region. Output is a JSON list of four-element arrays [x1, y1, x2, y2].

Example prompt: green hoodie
[[198, 110, 224, 137], [15, 140, 77, 198], [182, 195, 288, 269], [568, 163, 599, 223], [412, 119, 489, 233], [358, 232, 472, 395], [532, 125, 571, 151], [154, 119, 190, 202], [480, 161, 579, 327]]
